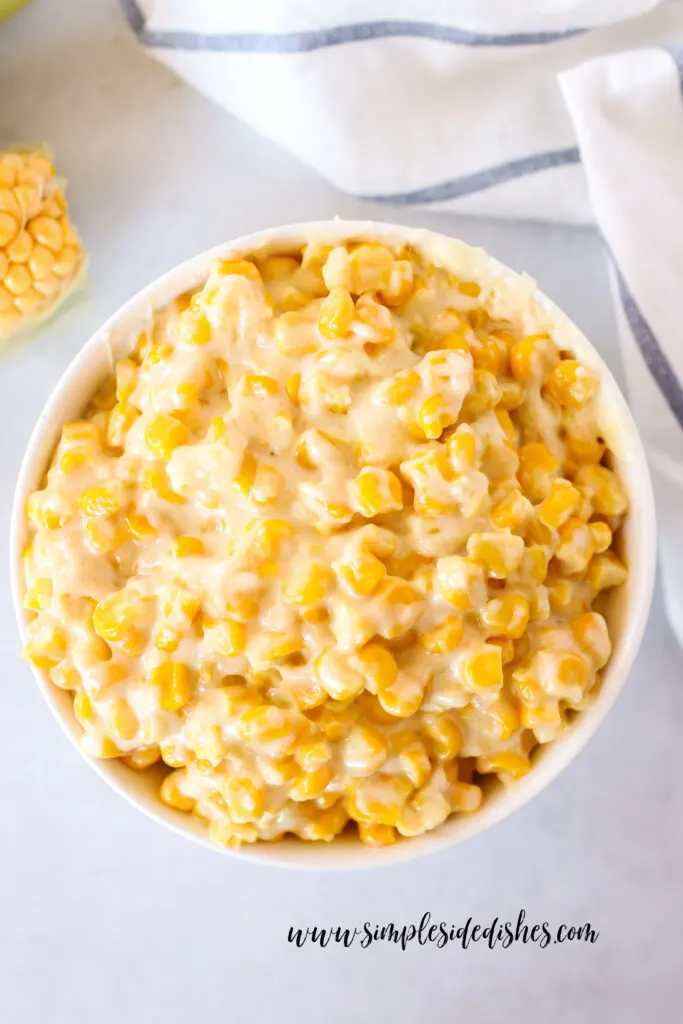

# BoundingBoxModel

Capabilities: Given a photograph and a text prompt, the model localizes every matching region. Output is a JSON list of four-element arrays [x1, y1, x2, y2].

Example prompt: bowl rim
[[10, 219, 658, 870]]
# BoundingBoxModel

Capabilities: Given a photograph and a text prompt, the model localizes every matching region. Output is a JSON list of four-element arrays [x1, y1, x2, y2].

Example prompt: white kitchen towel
[[122, 1, 683, 642]]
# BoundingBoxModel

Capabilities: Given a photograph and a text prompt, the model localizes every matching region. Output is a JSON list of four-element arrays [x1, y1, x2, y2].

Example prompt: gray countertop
[[1, 2, 682, 1022]]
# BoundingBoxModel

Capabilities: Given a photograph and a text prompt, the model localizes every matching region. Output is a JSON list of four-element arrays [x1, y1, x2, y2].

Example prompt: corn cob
[[0, 148, 87, 342]]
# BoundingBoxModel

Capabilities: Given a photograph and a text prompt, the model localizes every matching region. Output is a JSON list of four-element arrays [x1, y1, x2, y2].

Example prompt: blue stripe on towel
[[613, 261, 683, 430], [357, 147, 581, 205], [120, 2, 588, 52]]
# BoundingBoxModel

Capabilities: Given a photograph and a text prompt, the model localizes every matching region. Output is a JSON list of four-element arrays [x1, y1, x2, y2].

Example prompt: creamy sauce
[[21, 239, 628, 848]]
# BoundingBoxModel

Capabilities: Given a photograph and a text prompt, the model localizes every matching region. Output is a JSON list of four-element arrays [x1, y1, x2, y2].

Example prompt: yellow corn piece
[[315, 649, 366, 701], [476, 752, 531, 779], [78, 481, 126, 518], [122, 746, 161, 770], [23, 577, 53, 613], [460, 369, 502, 418], [447, 426, 481, 470], [377, 674, 424, 717], [556, 517, 595, 574], [178, 310, 211, 345], [574, 464, 628, 517], [485, 699, 520, 742], [509, 334, 557, 383], [73, 690, 95, 725], [349, 243, 394, 294], [144, 414, 189, 459], [125, 508, 158, 540], [357, 823, 397, 846], [417, 394, 458, 440], [490, 488, 533, 531], [283, 560, 333, 607], [436, 556, 486, 611], [348, 775, 412, 827], [149, 661, 193, 711], [336, 549, 387, 597], [590, 520, 613, 553], [160, 772, 195, 812], [318, 287, 355, 339], [173, 536, 205, 558], [537, 479, 581, 530], [0, 148, 86, 342], [223, 777, 265, 823], [238, 705, 298, 755], [353, 466, 403, 516], [418, 615, 464, 654], [466, 532, 525, 579], [110, 699, 138, 742], [379, 368, 421, 406], [586, 550, 628, 591], [462, 645, 503, 692], [379, 259, 414, 307], [517, 442, 559, 502], [23, 622, 66, 671], [498, 378, 525, 409], [545, 359, 597, 407], [205, 617, 247, 657], [571, 611, 611, 668], [479, 593, 529, 639], [421, 713, 462, 760], [471, 335, 506, 374], [290, 764, 335, 802]]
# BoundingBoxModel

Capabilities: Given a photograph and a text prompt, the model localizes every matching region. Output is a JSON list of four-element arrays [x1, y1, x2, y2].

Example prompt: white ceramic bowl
[[11, 221, 657, 869]]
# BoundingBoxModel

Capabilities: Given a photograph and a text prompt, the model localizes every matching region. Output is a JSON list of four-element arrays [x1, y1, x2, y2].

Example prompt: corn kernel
[[142, 463, 187, 504], [556, 517, 595, 574], [517, 443, 559, 502], [377, 674, 424, 717], [574, 465, 628, 517], [418, 394, 457, 440], [476, 752, 531, 779], [160, 772, 195, 812], [510, 334, 557, 383], [205, 617, 247, 657], [73, 691, 95, 725], [545, 359, 597, 407], [23, 578, 53, 613], [173, 536, 205, 558], [586, 550, 628, 591], [238, 705, 298, 754], [349, 243, 394, 294], [421, 713, 462, 760], [358, 823, 397, 846], [315, 650, 366, 701], [418, 615, 464, 655], [437, 556, 486, 611], [460, 369, 502, 418], [537, 479, 581, 530], [466, 532, 524, 579], [283, 560, 332, 606], [144, 414, 189, 459], [318, 287, 355, 339], [150, 661, 193, 711], [125, 509, 158, 540], [123, 746, 161, 770], [462, 645, 503, 692], [353, 466, 403, 516], [78, 481, 126, 518], [480, 593, 529, 638], [110, 699, 138, 742], [490, 489, 533, 531], [380, 369, 421, 407]]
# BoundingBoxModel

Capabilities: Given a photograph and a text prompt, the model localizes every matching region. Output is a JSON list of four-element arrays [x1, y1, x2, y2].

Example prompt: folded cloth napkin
[[122, 0, 683, 642]]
